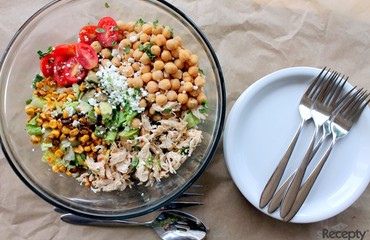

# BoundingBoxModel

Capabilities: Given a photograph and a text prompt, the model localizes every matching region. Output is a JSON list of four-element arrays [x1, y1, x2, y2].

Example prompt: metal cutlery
[[259, 67, 329, 209], [283, 88, 369, 222]]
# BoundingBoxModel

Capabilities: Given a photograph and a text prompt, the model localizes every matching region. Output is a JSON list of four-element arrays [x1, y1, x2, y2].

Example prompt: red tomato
[[79, 25, 98, 45], [53, 55, 69, 86], [40, 53, 55, 77], [96, 17, 119, 47], [63, 57, 87, 84], [54, 44, 76, 57], [76, 43, 98, 70]]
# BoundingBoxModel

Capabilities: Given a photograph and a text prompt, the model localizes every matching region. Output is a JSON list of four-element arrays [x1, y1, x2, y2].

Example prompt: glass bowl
[[0, 0, 225, 219]]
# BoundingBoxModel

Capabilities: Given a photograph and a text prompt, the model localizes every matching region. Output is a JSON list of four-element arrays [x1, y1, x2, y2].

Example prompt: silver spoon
[[61, 210, 207, 240]]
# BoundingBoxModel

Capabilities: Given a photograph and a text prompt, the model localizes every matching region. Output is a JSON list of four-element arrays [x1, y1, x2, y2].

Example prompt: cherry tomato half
[[63, 57, 87, 84], [40, 53, 55, 77], [54, 44, 76, 57], [53, 55, 69, 87], [96, 17, 119, 48], [79, 25, 98, 45], [76, 43, 98, 70]]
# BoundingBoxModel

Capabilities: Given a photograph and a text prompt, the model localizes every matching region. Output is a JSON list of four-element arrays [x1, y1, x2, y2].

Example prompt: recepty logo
[[321, 229, 369, 240]]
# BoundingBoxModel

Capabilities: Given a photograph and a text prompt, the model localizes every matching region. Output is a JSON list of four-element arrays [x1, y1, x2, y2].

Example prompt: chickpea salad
[[25, 17, 208, 192]]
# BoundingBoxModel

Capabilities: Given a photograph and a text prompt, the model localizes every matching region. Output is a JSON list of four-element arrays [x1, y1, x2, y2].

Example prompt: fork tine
[[305, 67, 329, 98], [346, 92, 370, 122], [324, 74, 347, 105], [337, 88, 364, 115]]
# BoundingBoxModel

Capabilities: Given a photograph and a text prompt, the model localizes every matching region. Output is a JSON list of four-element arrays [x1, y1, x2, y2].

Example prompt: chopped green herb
[[146, 157, 154, 165], [104, 2, 110, 8], [111, 41, 117, 46], [169, 27, 174, 38], [37, 46, 53, 59], [163, 108, 172, 114], [32, 74, 44, 89], [124, 45, 131, 54], [25, 99, 32, 105], [95, 28, 106, 33], [199, 100, 208, 114], [112, 26, 119, 31], [139, 43, 156, 61], [135, 18, 146, 25], [153, 20, 159, 28], [199, 68, 205, 76], [130, 157, 139, 171], [180, 147, 189, 155]]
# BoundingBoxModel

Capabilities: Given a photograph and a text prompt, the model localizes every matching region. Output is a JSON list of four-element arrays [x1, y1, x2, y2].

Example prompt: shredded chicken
[[77, 114, 203, 192]]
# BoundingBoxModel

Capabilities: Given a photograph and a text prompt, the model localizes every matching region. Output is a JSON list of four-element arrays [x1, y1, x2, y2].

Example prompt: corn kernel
[[49, 119, 58, 129], [62, 109, 70, 119], [54, 149, 64, 158], [85, 181, 91, 188], [42, 122, 50, 129], [25, 107, 35, 116], [91, 132, 98, 141], [60, 134, 66, 141], [79, 83, 86, 91], [66, 170, 72, 177], [67, 94, 75, 101], [30, 135, 41, 144], [51, 129, 60, 138], [62, 126, 70, 135], [80, 134, 90, 143], [69, 128, 79, 136], [83, 146, 91, 152], [74, 145, 84, 154], [52, 165, 59, 173], [36, 118, 43, 126], [58, 165, 66, 173], [94, 106, 101, 115]]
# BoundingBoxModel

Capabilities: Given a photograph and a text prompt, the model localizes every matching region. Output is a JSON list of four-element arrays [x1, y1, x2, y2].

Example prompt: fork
[[259, 67, 329, 209], [283, 89, 370, 222], [279, 71, 349, 217]]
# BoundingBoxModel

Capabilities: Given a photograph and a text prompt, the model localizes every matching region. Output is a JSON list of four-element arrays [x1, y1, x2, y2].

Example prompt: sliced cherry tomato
[[96, 17, 119, 47], [63, 57, 87, 84], [53, 55, 69, 87], [40, 53, 55, 77], [54, 44, 76, 57], [76, 43, 98, 70], [79, 25, 98, 45]]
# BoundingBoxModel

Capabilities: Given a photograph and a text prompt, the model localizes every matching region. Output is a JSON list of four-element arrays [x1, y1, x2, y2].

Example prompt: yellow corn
[[54, 149, 64, 158], [83, 146, 91, 152], [67, 94, 75, 101], [85, 181, 91, 188], [60, 134, 66, 141], [51, 129, 60, 138], [30, 135, 41, 144], [52, 164, 59, 173], [94, 106, 101, 115], [69, 128, 79, 136], [49, 119, 58, 129], [74, 145, 84, 154], [36, 118, 43, 126], [58, 165, 66, 173], [62, 109, 70, 119], [42, 122, 50, 129], [25, 107, 35, 116], [66, 170, 72, 177], [91, 132, 98, 141], [61, 126, 70, 135]]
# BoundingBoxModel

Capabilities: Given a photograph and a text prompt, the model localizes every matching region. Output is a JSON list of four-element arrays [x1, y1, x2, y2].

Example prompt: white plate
[[224, 67, 370, 223]]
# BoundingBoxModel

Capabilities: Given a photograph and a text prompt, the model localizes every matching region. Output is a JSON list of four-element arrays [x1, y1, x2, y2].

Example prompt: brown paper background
[[1, 0, 370, 239]]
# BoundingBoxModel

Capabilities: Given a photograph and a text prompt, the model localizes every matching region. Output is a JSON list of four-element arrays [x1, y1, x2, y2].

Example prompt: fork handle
[[280, 126, 318, 218], [259, 119, 305, 209], [283, 141, 335, 222]]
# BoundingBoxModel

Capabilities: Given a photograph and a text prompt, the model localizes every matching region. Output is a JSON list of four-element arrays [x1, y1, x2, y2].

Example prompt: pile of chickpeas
[[89, 19, 207, 120]]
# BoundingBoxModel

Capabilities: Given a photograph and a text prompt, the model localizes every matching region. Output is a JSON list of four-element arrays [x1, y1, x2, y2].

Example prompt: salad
[[24, 16, 208, 192]]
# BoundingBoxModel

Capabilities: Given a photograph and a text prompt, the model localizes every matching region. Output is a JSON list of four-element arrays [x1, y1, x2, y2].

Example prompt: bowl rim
[[0, 0, 226, 219]]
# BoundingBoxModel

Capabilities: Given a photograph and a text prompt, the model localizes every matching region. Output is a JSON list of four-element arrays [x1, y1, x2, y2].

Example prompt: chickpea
[[170, 79, 181, 91], [140, 33, 150, 43], [146, 93, 156, 103], [151, 45, 161, 56], [188, 66, 199, 77], [133, 41, 141, 50], [116, 20, 125, 31], [179, 49, 190, 62], [188, 54, 199, 66], [171, 48, 180, 58], [166, 39, 179, 51], [123, 66, 134, 77], [172, 69, 183, 79], [173, 36, 183, 47], [132, 62, 141, 71], [126, 78, 134, 87], [187, 97, 198, 109], [147, 81, 159, 93], [134, 24, 142, 33], [183, 82, 194, 92], [133, 49, 143, 60], [140, 53, 151, 65], [119, 39, 131, 48], [138, 98, 147, 108], [162, 26, 172, 39], [152, 25, 163, 35], [101, 59, 111, 67], [125, 21, 135, 32], [158, 79, 171, 90], [142, 23, 153, 35], [152, 114, 162, 121], [156, 94, 168, 106], [183, 74, 193, 83], [141, 64, 151, 73], [174, 59, 184, 69], [197, 91, 207, 104], [154, 60, 165, 70], [132, 77, 144, 89], [150, 35, 157, 44], [155, 34, 166, 46], [131, 118, 141, 129], [189, 89, 200, 97], [149, 106, 156, 115], [142, 72, 152, 83], [177, 93, 189, 104], [111, 56, 121, 67], [167, 90, 178, 101], [161, 50, 172, 62], [90, 41, 102, 53], [101, 48, 111, 59], [164, 62, 178, 75], [152, 70, 164, 81], [194, 76, 206, 87]]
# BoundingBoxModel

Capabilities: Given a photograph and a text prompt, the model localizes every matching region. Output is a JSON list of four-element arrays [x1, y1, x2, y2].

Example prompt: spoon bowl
[[60, 210, 207, 240]]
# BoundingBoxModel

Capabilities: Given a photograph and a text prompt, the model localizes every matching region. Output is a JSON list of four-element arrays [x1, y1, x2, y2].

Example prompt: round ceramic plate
[[224, 67, 370, 223]]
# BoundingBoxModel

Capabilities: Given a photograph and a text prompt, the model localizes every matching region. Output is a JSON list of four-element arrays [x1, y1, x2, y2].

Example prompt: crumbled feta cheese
[[129, 35, 137, 42], [112, 49, 119, 56], [72, 120, 80, 127], [128, 58, 135, 63], [88, 98, 97, 106]]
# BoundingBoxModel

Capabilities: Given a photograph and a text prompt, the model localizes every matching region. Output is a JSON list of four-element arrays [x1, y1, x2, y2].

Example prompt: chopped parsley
[[139, 43, 156, 61], [124, 45, 131, 54], [199, 68, 205, 76], [130, 157, 139, 171], [37, 46, 53, 59], [135, 18, 146, 25], [163, 108, 172, 114], [153, 20, 159, 28], [199, 100, 208, 114], [32, 74, 44, 89], [95, 28, 106, 33], [168, 27, 174, 38], [25, 99, 32, 105], [104, 2, 110, 8]]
